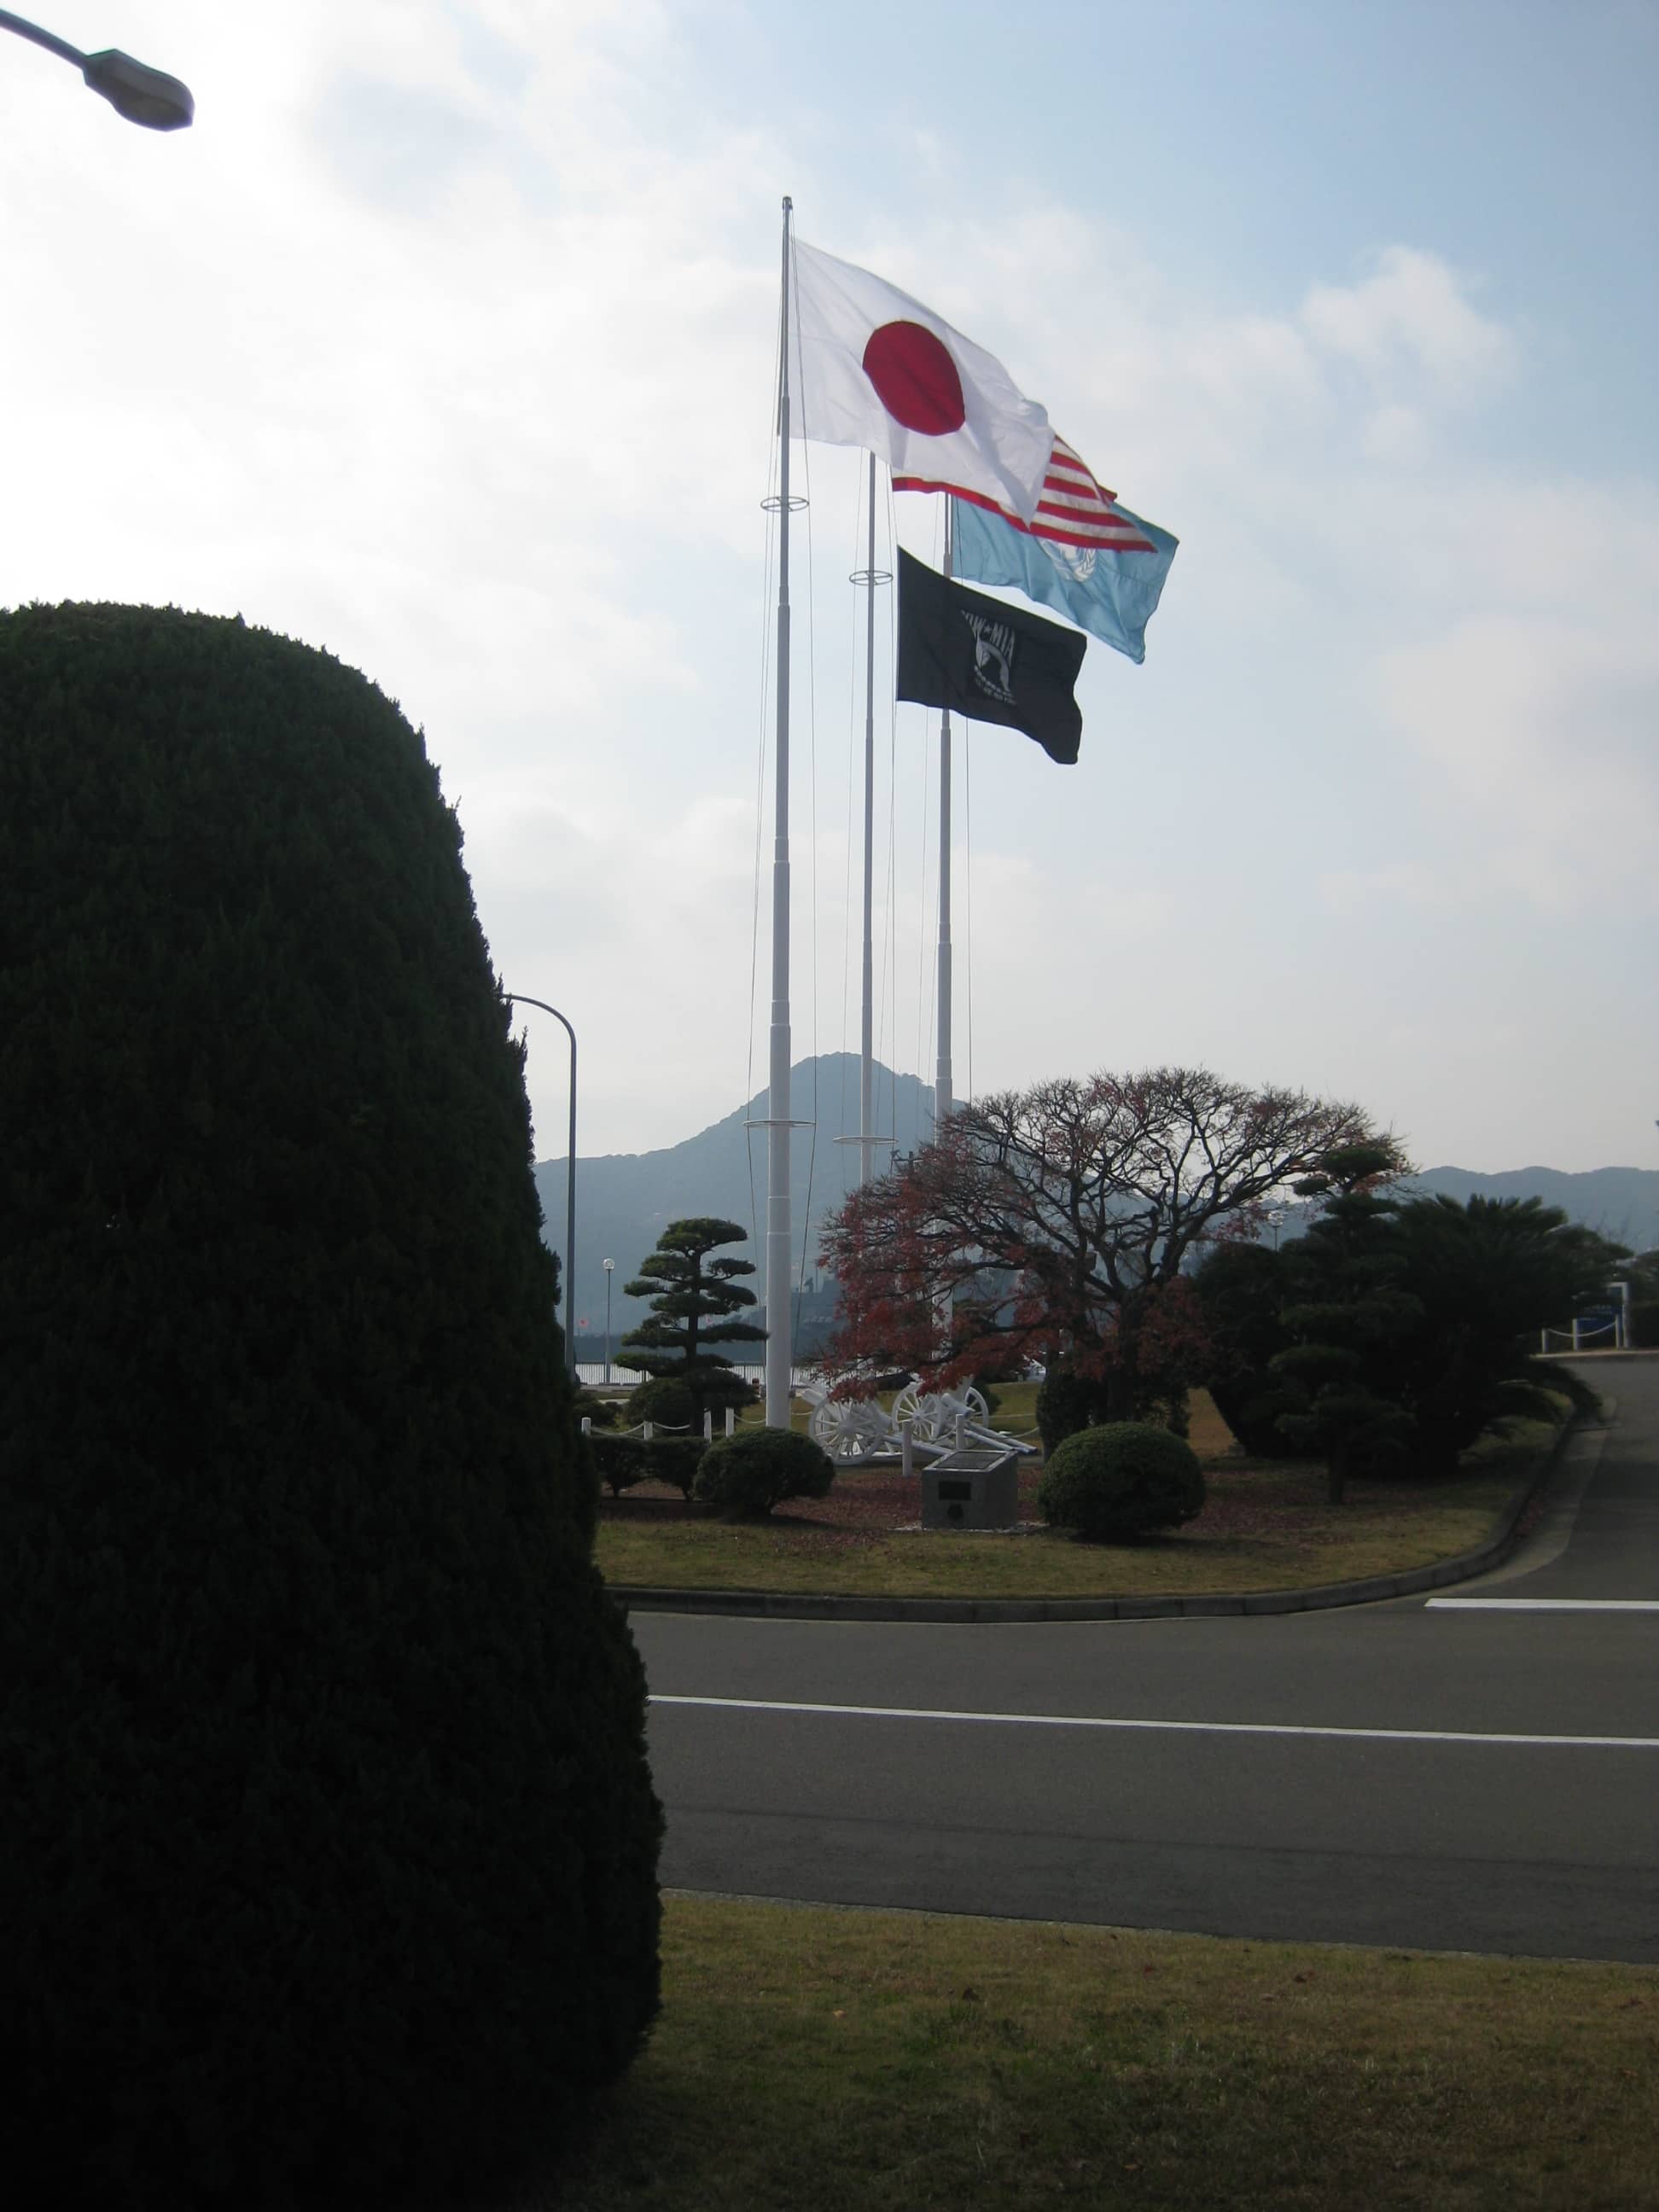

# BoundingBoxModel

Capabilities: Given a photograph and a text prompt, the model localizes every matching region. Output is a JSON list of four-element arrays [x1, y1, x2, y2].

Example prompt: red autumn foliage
[[820, 1067, 1382, 1421]]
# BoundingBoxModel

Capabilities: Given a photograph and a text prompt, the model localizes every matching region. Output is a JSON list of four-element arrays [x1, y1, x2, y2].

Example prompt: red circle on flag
[[862, 321, 966, 436]]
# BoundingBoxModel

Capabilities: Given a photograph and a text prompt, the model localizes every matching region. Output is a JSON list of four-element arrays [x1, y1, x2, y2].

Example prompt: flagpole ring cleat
[[760, 494, 809, 513], [848, 566, 893, 587]]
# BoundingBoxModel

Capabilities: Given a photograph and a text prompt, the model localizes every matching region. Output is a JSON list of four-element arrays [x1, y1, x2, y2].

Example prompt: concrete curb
[[609, 1412, 1585, 1626]]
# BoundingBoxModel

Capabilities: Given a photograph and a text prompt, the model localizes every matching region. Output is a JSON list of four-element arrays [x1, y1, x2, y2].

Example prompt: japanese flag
[[790, 238, 1053, 523]]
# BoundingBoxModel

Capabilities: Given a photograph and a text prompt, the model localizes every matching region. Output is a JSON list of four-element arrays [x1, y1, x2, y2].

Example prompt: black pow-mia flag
[[895, 547, 1086, 765]]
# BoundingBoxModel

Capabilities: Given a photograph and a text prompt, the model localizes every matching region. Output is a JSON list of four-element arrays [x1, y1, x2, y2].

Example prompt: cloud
[[3, 4, 1651, 1165], [1377, 613, 1659, 909], [1318, 863, 1449, 913], [1300, 246, 1517, 399]]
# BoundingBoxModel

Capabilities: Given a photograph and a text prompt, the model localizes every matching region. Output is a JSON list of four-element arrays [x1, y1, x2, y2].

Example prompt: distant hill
[[534, 1054, 934, 1355], [536, 1060, 1659, 1354], [1403, 1166, 1658, 1258], [1234, 1166, 1656, 1260], [1224, 1165, 1657, 1264]]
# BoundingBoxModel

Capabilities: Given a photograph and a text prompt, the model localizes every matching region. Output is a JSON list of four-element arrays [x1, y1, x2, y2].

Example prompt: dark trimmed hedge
[[1038, 1421, 1206, 1543], [693, 1425, 835, 1516], [591, 1431, 707, 1499], [0, 604, 661, 2210]]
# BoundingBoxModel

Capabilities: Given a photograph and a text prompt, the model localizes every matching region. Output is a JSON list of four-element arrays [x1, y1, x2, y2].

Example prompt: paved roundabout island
[[633, 1359, 1659, 1964]]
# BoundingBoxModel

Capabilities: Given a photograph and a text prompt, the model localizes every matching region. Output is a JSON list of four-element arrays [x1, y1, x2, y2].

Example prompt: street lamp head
[[81, 47, 193, 129], [603, 1257, 614, 1271]]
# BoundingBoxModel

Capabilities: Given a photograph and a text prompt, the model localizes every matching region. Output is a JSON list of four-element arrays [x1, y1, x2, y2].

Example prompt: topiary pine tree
[[0, 603, 661, 2212], [1269, 1142, 1421, 1503], [620, 1216, 766, 1426]]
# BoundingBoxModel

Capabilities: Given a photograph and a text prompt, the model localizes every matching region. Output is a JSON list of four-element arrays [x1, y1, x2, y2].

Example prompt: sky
[[3, 0, 1656, 1185]]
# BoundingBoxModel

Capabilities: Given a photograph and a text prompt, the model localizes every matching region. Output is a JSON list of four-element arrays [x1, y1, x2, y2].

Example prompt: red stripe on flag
[[1034, 501, 1147, 535], [1033, 523, 1157, 553], [892, 467, 1156, 555], [891, 475, 1008, 509], [1036, 492, 1117, 519]]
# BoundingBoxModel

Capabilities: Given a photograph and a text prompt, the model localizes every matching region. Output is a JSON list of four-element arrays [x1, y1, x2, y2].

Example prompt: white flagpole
[[934, 499, 954, 1135], [764, 195, 795, 1429], [839, 453, 893, 1196], [860, 452, 877, 1182]]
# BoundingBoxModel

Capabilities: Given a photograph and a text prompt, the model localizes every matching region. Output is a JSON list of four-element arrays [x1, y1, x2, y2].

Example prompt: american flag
[[894, 434, 1158, 555]]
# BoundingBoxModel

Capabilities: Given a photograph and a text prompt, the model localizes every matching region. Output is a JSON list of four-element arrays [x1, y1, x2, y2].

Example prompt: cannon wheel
[[890, 1379, 989, 1443], [807, 1395, 893, 1461]]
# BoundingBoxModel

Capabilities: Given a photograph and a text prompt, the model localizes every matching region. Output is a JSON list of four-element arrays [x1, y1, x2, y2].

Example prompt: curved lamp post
[[0, 9, 193, 127], [505, 994, 577, 1382]]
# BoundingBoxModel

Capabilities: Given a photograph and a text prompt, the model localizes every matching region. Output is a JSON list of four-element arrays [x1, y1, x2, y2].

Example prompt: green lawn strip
[[593, 1486, 1508, 1597], [594, 1452, 1541, 1599], [595, 1393, 1567, 1599], [514, 1895, 1659, 2212]]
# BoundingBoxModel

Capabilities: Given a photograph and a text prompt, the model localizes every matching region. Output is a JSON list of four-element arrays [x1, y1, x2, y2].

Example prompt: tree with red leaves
[[819, 1067, 1384, 1423]]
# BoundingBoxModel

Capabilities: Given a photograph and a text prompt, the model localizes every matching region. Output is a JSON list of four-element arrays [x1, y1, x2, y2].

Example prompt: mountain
[[534, 1054, 934, 1354], [1240, 1166, 1657, 1267], [536, 1058, 1659, 1354], [1403, 1166, 1659, 1255]]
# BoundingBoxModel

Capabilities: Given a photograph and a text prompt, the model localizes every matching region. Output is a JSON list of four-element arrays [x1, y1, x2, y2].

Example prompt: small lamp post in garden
[[0, 9, 194, 127], [603, 1258, 614, 1386]]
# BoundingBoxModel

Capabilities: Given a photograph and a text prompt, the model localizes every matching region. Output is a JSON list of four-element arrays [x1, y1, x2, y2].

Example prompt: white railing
[[573, 1362, 819, 1390], [1540, 1317, 1623, 1353], [580, 1409, 739, 1441]]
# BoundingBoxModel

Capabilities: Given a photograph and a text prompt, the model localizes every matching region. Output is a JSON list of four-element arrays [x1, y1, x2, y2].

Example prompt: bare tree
[[821, 1067, 1386, 1420]]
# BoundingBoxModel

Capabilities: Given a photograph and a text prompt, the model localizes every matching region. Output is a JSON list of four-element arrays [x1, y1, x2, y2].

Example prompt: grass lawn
[[592, 1389, 1561, 1600], [504, 1894, 1659, 2211]]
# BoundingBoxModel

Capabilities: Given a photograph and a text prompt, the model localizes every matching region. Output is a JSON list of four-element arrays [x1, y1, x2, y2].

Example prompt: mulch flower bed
[[597, 1456, 1356, 1552]]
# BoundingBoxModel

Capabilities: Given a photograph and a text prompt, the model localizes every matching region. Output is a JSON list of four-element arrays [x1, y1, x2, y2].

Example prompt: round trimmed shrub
[[693, 1425, 835, 1516], [1038, 1421, 1206, 1542], [626, 1374, 696, 1429], [573, 1385, 623, 1430], [0, 604, 661, 2211]]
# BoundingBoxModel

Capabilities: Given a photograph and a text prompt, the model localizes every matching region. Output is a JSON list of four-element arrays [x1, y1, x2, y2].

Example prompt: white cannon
[[802, 1388, 900, 1463], [799, 1375, 1035, 1464]]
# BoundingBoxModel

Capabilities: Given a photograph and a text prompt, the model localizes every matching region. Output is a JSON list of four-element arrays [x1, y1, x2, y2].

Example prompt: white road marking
[[1426, 1598, 1659, 1612], [648, 1694, 1659, 1751]]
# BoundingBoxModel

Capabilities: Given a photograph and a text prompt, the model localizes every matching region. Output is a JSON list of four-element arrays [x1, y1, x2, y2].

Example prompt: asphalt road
[[634, 1359, 1659, 1961]]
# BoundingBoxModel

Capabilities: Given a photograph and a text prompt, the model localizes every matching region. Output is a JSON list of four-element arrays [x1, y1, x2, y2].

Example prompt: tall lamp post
[[505, 994, 577, 1383], [0, 9, 194, 127], [602, 1258, 614, 1386]]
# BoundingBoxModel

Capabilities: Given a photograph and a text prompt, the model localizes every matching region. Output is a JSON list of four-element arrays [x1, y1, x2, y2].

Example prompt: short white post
[[725, 1406, 736, 1438], [643, 1421, 654, 1441], [1571, 1318, 1582, 1353], [581, 1416, 591, 1435], [704, 1411, 713, 1442], [1540, 1329, 1549, 1353]]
